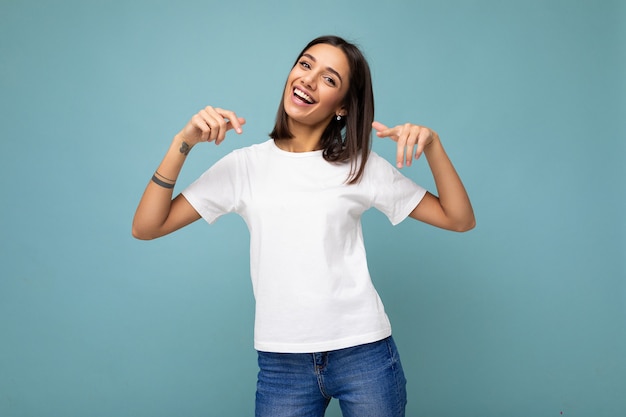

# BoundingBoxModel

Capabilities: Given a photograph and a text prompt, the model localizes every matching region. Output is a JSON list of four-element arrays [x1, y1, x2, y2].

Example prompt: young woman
[[133, 35, 474, 417]]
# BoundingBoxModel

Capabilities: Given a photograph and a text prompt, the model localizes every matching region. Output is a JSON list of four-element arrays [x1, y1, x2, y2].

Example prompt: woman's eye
[[324, 76, 336, 86], [299, 61, 310, 69]]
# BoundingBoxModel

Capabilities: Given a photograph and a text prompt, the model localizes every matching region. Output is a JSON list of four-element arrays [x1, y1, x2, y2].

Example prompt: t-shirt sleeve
[[181, 151, 241, 224], [367, 152, 427, 225]]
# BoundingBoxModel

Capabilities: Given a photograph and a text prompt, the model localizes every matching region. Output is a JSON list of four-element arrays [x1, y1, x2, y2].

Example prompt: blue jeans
[[255, 336, 407, 417]]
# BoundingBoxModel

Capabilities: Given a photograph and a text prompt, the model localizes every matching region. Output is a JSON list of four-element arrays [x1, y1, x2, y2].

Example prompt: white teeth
[[294, 88, 313, 103]]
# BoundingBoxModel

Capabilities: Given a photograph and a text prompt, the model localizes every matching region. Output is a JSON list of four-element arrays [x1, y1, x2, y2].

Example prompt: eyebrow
[[301, 53, 344, 84]]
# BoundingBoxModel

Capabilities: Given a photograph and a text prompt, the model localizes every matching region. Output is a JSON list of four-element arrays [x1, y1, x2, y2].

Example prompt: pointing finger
[[227, 117, 246, 134], [372, 121, 394, 138], [372, 121, 388, 132], [215, 108, 245, 135]]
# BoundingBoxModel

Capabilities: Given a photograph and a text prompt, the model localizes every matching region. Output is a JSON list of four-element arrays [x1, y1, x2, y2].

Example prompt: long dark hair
[[269, 35, 374, 184]]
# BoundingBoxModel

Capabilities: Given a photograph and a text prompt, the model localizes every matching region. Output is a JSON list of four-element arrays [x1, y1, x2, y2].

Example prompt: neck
[[276, 119, 327, 152], [274, 136, 322, 152]]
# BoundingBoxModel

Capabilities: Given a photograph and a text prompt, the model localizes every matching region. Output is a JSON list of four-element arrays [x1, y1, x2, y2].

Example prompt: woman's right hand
[[178, 106, 246, 147], [132, 106, 245, 240]]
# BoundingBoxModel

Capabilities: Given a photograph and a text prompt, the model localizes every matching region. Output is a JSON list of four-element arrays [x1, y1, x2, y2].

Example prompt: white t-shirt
[[182, 139, 426, 353]]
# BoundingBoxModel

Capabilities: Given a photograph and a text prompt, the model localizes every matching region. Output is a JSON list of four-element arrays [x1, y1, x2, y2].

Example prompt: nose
[[300, 72, 316, 89]]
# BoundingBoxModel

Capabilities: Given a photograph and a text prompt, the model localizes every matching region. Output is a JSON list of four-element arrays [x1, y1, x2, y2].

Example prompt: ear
[[336, 105, 347, 117]]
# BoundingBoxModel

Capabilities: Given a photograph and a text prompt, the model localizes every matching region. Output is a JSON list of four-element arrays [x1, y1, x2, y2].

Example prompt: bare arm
[[372, 121, 475, 232], [132, 106, 245, 240]]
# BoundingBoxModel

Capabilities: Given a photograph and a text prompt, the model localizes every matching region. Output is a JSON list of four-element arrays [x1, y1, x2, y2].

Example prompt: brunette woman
[[133, 35, 474, 417]]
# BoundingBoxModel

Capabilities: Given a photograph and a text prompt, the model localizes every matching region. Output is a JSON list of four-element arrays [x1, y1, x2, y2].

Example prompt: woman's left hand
[[372, 121, 439, 168]]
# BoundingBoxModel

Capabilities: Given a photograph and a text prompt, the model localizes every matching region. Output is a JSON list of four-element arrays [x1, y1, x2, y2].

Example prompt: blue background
[[1, 0, 624, 416]]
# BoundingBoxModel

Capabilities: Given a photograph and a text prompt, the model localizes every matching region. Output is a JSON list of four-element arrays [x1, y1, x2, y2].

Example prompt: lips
[[293, 87, 315, 104]]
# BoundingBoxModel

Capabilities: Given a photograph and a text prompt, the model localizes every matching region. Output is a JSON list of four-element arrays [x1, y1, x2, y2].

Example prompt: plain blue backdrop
[[1, 0, 624, 416]]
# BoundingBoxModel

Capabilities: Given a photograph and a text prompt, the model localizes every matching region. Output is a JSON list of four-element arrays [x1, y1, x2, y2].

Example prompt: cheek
[[283, 71, 297, 92], [286, 67, 301, 83], [323, 90, 347, 109]]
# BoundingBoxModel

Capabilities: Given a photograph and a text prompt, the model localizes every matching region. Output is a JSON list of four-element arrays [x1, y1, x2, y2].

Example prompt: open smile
[[293, 87, 315, 104]]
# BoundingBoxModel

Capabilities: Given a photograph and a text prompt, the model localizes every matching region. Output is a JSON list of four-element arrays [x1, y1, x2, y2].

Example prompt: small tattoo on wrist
[[180, 141, 191, 155]]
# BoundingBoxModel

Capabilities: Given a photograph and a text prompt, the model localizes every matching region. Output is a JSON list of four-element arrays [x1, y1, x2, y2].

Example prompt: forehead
[[301, 43, 350, 78]]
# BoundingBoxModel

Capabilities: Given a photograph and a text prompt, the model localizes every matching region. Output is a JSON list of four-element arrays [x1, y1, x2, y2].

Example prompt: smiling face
[[282, 43, 351, 131], [269, 35, 374, 182]]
